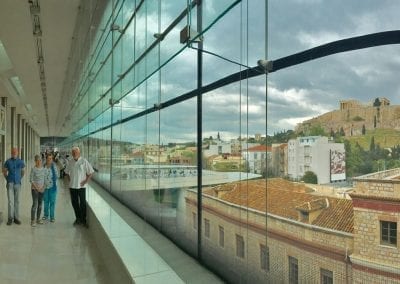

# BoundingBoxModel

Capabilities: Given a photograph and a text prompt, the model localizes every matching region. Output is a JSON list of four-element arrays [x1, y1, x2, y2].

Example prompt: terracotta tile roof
[[296, 198, 329, 212], [313, 198, 353, 233], [204, 178, 354, 233], [247, 145, 271, 152]]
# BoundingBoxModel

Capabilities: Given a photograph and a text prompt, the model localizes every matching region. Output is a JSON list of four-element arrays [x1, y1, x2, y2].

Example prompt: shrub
[[302, 171, 318, 184]]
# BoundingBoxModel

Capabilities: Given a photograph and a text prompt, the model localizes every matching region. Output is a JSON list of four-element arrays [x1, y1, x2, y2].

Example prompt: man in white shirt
[[64, 146, 94, 227]]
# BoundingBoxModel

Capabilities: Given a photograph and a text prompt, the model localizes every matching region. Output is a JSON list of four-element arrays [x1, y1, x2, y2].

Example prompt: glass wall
[[60, 0, 266, 283], [58, 0, 400, 283], [56, 0, 400, 283], [60, 0, 267, 282]]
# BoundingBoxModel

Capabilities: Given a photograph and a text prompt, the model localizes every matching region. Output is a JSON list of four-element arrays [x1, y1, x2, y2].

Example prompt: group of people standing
[[29, 152, 58, 226], [2, 146, 94, 228]]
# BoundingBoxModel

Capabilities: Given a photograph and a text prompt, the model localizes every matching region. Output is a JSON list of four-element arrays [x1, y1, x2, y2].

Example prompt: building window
[[289, 256, 298, 284], [219, 226, 224, 247], [204, 218, 210, 238], [192, 212, 197, 230], [236, 234, 245, 258], [254, 153, 258, 159], [320, 268, 333, 284], [381, 221, 397, 246], [260, 244, 269, 271]]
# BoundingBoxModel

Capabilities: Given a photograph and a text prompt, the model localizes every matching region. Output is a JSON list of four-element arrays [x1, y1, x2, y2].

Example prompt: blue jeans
[[43, 186, 57, 219], [6, 183, 21, 220], [31, 189, 44, 221]]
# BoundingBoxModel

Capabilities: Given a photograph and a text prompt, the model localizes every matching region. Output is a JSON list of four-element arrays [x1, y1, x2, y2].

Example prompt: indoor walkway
[[0, 172, 110, 284]]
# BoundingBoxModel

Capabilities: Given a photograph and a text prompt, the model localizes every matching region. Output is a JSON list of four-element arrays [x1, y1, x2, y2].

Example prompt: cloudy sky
[[87, 0, 400, 144], [267, 0, 400, 134]]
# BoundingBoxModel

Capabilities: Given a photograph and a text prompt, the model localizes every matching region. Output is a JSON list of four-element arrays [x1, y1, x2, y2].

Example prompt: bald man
[[64, 146, 94, 227], [3, 148, 25, 225]]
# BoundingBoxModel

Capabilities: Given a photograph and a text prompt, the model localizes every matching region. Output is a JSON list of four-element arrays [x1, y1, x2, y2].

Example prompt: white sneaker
[[31, 220, 36, 227]]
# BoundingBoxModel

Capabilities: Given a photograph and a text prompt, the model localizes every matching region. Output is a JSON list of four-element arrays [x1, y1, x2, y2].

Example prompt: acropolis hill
[[295, 98, 400, 136]]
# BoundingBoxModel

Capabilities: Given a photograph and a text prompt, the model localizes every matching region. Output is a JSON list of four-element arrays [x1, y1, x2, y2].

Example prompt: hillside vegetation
[[346, 128, 400, 149]]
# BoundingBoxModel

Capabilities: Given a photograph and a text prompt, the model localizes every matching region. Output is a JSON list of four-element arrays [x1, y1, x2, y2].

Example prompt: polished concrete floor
[[0, 176, 110, 284]]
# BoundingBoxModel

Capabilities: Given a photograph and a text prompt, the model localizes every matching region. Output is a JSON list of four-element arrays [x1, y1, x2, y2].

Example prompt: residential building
[[186, 175, 400, 283], [186, 178, 353, 283], [271, 143, 288, 177], [204, 141, 232, 157], [242, 145, 271, 174], [288, 136, 345, 184]]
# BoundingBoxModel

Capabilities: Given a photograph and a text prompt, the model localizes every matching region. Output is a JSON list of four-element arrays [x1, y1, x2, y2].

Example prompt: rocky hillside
[[295, 98, 400, 137]]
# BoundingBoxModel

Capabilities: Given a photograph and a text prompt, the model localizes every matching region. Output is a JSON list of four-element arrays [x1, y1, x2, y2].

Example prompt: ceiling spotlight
[[33, 27, 42, 37]]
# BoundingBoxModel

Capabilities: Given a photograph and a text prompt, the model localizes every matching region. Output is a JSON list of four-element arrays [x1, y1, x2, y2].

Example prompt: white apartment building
[[204, 141, 232, 157], [288, 136, 345, 184], [242, 145, 270, 174]]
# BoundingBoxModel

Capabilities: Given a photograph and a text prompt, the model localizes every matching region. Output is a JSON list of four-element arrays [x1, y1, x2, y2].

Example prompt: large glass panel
[[110, 115, 147, 212], [199, 1, 266, 282], [159, 98, 198, 257], [58, 0, 268, 283], [135, 5, 147, 60], [160, 47, 197, 102], [202, 0, 240, 34]]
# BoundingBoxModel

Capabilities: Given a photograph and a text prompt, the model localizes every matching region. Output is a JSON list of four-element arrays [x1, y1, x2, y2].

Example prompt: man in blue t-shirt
[[3, 148, 25, 225]]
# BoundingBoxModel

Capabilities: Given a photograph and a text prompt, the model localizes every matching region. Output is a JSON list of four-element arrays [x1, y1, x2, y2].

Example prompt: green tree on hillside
[[267, 130, 296, 145], [345, 141, 364, 177], [309, 124, 326, 136], [370, 136, 375, 151]]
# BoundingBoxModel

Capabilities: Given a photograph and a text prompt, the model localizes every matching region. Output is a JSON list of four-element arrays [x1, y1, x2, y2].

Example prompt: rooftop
[[204, 178, 354, 233]]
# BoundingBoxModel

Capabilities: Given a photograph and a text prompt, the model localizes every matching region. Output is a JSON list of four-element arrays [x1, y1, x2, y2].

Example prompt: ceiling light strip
[[28, 0, 50, 134]]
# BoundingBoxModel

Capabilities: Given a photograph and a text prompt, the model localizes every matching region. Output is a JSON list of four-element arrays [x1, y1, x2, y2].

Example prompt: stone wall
[[352, 266, 400, 284], [353, 181, 400, 198], [185, 180, 400, 283], [352, 208, 400, 266], [185, 190, 353, 283]]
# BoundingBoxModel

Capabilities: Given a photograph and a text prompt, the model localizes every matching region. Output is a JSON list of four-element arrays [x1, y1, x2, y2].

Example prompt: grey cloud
[[265, 0, 400, 134]]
